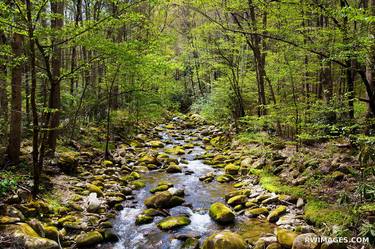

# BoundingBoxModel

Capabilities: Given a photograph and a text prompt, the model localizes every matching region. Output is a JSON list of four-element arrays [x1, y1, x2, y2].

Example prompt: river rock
[[292, 233, 320, 249], [86, 193, 102, 213], [150, 184, 170, 193], [157, 215, 191, 230], [267, 205, 287, 222], [227, 195, 247, 206], [86, 183, 104, 197], [3, 223, 59, 249], [135, 214, 153, 225], [209, 202, 235, 224], [43, 225, 59, 241], [224, 164, 240, 175], [277, 229, 299, 248], [245, 207, 269, 217], [296, 198, 304, 208], [166, 164, 182, 173], [148, 140, 165, 148], [181, 237, 200, 249], [75, 231, 103, 248], [144, 191, 172, 208], [202, 231, 247, 249]]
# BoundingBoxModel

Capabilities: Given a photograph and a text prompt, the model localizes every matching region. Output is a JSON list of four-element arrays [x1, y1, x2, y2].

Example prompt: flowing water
[[112, 126, 274, 249]]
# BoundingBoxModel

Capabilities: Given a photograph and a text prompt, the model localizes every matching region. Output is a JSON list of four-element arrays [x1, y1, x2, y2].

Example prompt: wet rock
[[130, 180, 146, 190], [147, 140, 165, 148], [144, 191, 172, 208], [224, 164, 240, 175], [262, 196, 279, 205], [227, 195, 247, 206], [135, 214, 153, 225], [216, 174, 234, 183], [103, 229, 119, 242], [166, 164, 182, 173], [209, 202, 235, 224], [157, 215, 191, 230], [143, 208, 167, 217], [292, 233, 320, 249], [181, 237, 200, 249], [75, 231, 103, 248], [267, 205, 287, 222], [277, 229, 299, 248], [139, 154, 159, 165], [245, 207, 269, 217], [150, 184, 170, 193], [202, 231, 247, 249], [225, 189, 251, 201]]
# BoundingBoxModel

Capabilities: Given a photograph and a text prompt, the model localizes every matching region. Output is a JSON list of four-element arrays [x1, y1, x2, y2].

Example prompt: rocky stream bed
[[0, 116, 346, 249]]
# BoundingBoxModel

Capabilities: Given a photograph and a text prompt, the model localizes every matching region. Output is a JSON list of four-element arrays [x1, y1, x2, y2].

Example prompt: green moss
[[250, 169, 305, 198], [304, 199, 352, 226]]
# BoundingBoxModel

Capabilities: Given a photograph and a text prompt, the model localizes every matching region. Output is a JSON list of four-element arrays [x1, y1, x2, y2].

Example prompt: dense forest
[[0, 0, 375, 249]]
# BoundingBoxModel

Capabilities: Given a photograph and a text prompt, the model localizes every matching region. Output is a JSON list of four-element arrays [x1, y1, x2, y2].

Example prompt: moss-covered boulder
[[75, 231, 103, 248], [227, 195, 247, 206], [130, 180, 146, 190], [292, 233, 320, 249], [157, 215, 191, 230], [181, 237, 200, 249], [150, 184, 170, 193], [209, 202, 235, 224], [139, 154, 159, 165], [245, 207, 269, 217], [3, 223, 59, 249], [43, 225, 59, 242], [166, 164, 182, 173], [224, 164, 240, 175], [86, 183, 104, 197], [216, 174, 234, 183], [277, 229, 299, 248], [148, 140, 165, 148], [57, 151, 79, 174], [135, 214, 154, 225], [144, 191, 172, 208], [267, 205, 287, 222], [202, 231, 247, 249]]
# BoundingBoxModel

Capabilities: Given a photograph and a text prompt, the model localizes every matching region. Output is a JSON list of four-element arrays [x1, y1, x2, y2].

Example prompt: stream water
[[111, 125, 274, 249]]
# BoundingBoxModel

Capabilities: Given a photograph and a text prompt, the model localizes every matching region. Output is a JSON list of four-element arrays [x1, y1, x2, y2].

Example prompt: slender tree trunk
[[0, 30, 7, 137], [7, 33, 23, 164], [48, 0, 64, 152], [26, 0, 40, 196]]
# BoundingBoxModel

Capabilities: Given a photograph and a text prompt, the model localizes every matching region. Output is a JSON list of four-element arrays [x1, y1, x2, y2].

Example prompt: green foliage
[[359, 222, 375, 245], [0, 177, 17, 197]]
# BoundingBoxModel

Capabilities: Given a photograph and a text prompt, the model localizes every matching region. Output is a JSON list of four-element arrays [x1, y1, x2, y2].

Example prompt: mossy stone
[[209, 202, 235, 224], [157, 215, 191, 230]]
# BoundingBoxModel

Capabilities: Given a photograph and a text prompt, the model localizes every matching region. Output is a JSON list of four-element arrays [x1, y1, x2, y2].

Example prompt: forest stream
[[108, 118, 308, 249]]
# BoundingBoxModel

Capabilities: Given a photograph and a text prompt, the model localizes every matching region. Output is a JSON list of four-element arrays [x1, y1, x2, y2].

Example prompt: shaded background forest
[[0, 0, 375, 194]]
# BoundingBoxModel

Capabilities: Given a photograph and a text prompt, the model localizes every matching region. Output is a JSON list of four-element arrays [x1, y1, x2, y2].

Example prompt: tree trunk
[[48, 0, 64, 152], [0, 30, 7, 137], [7, 33, 23, 164]]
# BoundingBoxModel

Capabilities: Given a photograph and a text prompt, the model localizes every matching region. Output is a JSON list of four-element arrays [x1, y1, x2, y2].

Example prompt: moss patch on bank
[[249, 168, 353, 227]]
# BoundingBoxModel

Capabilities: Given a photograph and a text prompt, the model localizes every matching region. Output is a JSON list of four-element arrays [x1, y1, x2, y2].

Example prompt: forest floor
[[0, 113, 373, 249]]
